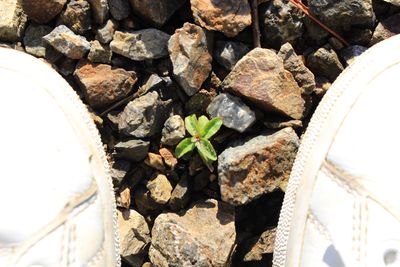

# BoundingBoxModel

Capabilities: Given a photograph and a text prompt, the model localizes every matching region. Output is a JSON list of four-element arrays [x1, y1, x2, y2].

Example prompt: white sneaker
[[0, 48, 120, 266], [274, 34, 400, 267]]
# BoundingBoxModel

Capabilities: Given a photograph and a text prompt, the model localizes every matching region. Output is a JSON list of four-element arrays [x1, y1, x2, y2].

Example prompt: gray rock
[[87, 0, 109, 24], [214, 41, 249, 70], [139, 74, 165, 97], [278, 42, 315, 95], [308, 0, 374, 32], [161, 115, 185, 146], [262, 0, 304, 48], [129, 0, 185, 26], [306, 46, 344, 82], [147, 174, 173, 204], [110, 29, 171, 61], [169, 23, 212, 96], [20, 0, 66, 24], [43, 25, 90, 59], [58, 0, 92, 34], [109, 0, 131, 20], [134, 186, 164, 215], [87, 40, 112, 63], [218, 127, 299, 205], [96, 19, 118, 44], [206, 93, 255, 133], [114, 140, 150, 162], [118, 209, 150, 267], [110, 159, 131, 185], [382, 0, 400, 6], [149, 199, 236, 267], [118, 91, 171, 138], [0, 0, 27, 42], [185, 89, 217, 115], [23, 24, 61, 62], [264, 119, 303, 130], [340, 45, 368, 66], [169, 175, 191, 211]]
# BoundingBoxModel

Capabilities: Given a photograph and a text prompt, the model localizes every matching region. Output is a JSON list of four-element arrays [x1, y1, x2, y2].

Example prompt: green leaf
[[197, 116, 209, 136], [175, 137, 196, 158], [196, 138, 217, 161], [185, 114, 199, 136], [202, 117, 223, 139]]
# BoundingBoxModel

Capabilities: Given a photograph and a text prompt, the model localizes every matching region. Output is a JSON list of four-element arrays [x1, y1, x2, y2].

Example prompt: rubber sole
[[0, 48, 120, 266], [273, 35, 400, 266]]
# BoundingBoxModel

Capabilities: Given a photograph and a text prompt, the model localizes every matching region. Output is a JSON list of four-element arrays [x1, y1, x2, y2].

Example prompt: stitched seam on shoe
[[307, 210, 332, 242], [86, 240, 105, 267], [60, 224, 68, 267]]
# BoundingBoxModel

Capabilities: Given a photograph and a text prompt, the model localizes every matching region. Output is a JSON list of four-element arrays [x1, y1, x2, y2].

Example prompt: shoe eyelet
[[384, 249, 399, 266]]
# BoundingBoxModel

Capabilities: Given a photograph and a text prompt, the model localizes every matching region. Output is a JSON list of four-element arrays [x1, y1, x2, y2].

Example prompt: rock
[[242, 228, 276, 262], [308, 0, 374, 32], [20, 0, 66, 24], [206, 93, 255, 133], [58, 0, 92, 34], [58, 58, 77, 76], [74, 61, 137, 108], [43, 25, 91, 59], [87, 40, 112, 63], [159, 148, 178, 170], [314, 76, 331, 98], [382, 0, 400, 6], [168, 23, 212, 96], [214, 41, 249, 70], [149, 199, 236, 267], [278, 42, 315, 95], [118, 209, 151, 266], [370, 13, 400, 46], [118, 91, 172, 138], [185, 89, 217, 115], [169, 175, 191, 211], [261, 0, 305, 48], [0, 0, 27, 41], [134, 186, 164, 215], [119, 186, 131, 209], [110, 159, 131, 185], [340, 45, 368, 66], [129, 0, 185, 26], [109, 0, 131, 20], [218, 127, 299, 205], [147, 174, 173, 204], [96, 19, 118, 44], [87, 0, 109, 24], [114, 140, 150, 162], [144, 153, 166, 172], [23, 24, 61, 62], [223, 48, 304, 120], [161, 115, 185, 146], [190, 0, 252, 37], [110, 29, 171, 61], [264, 119, 303, 130], [306, 46, 344, 82], [140, 74, 164, 95]]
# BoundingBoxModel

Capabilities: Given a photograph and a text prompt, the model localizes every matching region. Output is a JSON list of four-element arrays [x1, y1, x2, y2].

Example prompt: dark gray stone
[[340, 45, 368, 66], [161, 115, 185, 146], [169, 175, 191, 212], [206, 93, 255, 133], [214, 41, 249, 70], [129, 0, 185, 26], [87, 0, 109, 24], [110, 159, 131, 185], [278, 42, 315, 95], [306, 46, 344, 82], [43, 25, 90, 59], [109, 0, 131, 20], [114, 139, 150, 162], [58, 0, 92, 34]]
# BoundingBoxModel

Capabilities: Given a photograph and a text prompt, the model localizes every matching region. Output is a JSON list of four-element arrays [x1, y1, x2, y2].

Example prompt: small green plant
[[175, 114, 223, 171]]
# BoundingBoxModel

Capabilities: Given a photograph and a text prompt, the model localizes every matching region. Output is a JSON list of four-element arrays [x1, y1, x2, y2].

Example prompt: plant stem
[[250, 0, 261, 48], [288, 0, 350, 47]]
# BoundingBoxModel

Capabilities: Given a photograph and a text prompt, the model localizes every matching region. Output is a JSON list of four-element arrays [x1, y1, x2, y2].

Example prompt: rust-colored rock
[[74, 61, 137, 108], [223, 48, 305, 119], [190, 0, 252, 37], [21, 0, 67, 23], [168, 23, 212, 96], [218, 127, 299, 205]]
